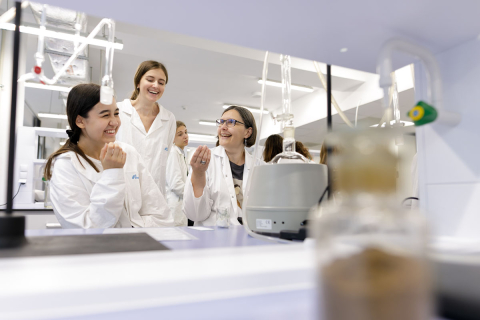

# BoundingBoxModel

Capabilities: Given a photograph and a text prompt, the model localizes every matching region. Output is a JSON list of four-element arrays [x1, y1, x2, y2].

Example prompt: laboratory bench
[[25, 225, 274, 250], [0, 225, 451, 320]]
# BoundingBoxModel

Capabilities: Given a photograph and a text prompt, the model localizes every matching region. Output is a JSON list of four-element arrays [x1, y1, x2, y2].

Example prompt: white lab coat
[[116, 99, 176, 195], [49, 142, 174, 229], [165, 145, 188, 226], [183, 146, 264, 226]]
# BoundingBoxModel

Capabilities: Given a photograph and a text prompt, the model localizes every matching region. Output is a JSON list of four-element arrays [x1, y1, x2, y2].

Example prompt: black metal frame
[[6, 1, 22, 213], [326, 64, 332, 199]]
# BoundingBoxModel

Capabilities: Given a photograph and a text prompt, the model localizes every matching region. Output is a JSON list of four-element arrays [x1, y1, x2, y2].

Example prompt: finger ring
[[200, 160, 206, 165]]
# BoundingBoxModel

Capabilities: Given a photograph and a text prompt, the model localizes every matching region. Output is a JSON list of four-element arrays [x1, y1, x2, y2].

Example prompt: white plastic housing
[[100, 86, 114, 105]]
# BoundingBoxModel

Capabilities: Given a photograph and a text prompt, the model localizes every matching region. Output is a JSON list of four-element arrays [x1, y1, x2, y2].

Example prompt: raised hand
[[100, 142, 127, 170], [190, 145, 211, 175], [190, 145, 210, 198]]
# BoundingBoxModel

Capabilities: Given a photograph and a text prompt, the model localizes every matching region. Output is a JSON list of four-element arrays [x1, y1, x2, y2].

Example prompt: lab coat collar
[[214, 146, 252, 194], [121, 99, 169, 136], [213, 146, 253, 169], [158, 104, 170, 120], [120, 99, 134, 115], [120, 100, 147, 135], [144, 104, 169, 135], [213, 145, 226, 158], [174, 145, 185, 157]]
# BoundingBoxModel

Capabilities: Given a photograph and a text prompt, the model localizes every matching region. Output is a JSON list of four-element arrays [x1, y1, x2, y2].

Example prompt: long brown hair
[[320, 142, 327, 165], [263, 134, 283, 162], [216, 106, 257, 148], [130, 60, 169, 100], [44, 83, 102, 180], [295, 141, 313, 160]]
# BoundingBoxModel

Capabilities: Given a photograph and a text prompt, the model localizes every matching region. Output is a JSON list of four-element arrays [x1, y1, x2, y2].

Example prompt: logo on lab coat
[[132, 174, 139, 180], [165, 147, 168, 151]]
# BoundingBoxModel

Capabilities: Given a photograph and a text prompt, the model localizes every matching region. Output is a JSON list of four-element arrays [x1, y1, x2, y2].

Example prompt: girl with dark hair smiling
[[44, 83, 173, 229]]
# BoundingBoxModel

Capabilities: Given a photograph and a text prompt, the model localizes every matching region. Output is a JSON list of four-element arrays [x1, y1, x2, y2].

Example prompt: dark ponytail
[[44, 83, 102, 180]]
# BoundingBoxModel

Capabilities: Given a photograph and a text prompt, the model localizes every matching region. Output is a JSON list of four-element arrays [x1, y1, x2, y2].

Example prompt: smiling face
[[217, 109, 252, 152], [174, 125, 189, 149], [137, 68, 166, 102], [76, 98, 121, 150]]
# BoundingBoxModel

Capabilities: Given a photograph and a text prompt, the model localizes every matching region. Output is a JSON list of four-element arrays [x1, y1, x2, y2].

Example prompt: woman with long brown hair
[[116, 60, 176, 195], [263, 134, 283, 163], [295, 141, 313, 161], [44, 83, 173, 228]]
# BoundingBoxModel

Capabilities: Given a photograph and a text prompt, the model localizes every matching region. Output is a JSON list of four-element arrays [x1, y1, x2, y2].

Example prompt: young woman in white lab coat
[[165, 121, 189, 226], [44, 83, 174, 229], [183, 106, 264, 226], [116, 60, 176, 195]]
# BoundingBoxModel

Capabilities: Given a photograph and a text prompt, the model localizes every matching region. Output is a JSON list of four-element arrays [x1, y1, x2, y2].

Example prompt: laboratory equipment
[[377, 38, 461, 127], [216, 207, 230, 228], [311, 129, 431, 320], [42, 177, 52, 209], [271, 55, 309, 163], [12, 127, 68, 210], [242, 53, 328, 240], [408, 100, 438, 126], [378, 37, 480, 319], [245, 163, 327, 234], [16, 3, 117, 105]]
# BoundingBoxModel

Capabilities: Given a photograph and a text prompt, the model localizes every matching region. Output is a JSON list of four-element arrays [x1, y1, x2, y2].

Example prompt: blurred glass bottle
[[310, 129, 431, 320], [42, 177, 53, 209]]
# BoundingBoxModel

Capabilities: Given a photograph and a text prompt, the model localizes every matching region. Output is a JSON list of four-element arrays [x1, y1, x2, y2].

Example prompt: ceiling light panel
[[258, 79, 314, 93], [199, 121, 217, 126], [38, 113, 68, 120], [222, 104, 269, 115]]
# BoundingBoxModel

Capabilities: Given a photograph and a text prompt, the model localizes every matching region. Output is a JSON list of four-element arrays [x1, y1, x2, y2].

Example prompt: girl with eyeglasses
[[183, 106, 264, 226]]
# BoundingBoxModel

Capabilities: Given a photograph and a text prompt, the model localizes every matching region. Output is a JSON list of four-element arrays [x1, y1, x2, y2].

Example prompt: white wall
[[416, 38, 480, 239]]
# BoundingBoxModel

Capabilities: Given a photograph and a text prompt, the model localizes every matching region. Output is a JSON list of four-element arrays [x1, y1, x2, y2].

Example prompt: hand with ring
[[190, 145, 211, 198], [191, 145, 211, 174]]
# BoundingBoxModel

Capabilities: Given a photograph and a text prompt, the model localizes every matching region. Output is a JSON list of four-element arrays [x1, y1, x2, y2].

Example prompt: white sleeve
[[183, 174, 214, 222], [137, 154, 175, 227], [168, 114, 176, 153], [115, 104, 126, 142], [166, 151, 185, 198], [50, 159, 125, 229]]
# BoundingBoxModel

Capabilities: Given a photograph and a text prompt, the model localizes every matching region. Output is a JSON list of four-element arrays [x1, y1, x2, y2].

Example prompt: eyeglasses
[[216, 119, 245, 128]]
